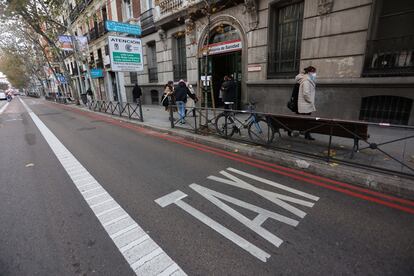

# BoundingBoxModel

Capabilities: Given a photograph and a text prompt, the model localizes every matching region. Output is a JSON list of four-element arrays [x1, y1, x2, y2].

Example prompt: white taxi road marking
[[20, 98, 186, 276], [0, 102, 10, 114], [156, 168, 319, 262]]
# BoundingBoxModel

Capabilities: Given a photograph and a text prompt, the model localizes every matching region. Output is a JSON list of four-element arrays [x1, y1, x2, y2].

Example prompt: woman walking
[[295, 66, 317, 140]]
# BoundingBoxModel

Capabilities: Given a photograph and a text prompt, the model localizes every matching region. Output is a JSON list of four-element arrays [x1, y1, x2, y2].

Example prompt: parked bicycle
[[214, 102, 275, 144]]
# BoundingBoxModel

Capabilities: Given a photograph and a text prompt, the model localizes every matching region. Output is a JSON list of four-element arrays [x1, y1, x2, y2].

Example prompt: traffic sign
[[105, 20, 141, 36]]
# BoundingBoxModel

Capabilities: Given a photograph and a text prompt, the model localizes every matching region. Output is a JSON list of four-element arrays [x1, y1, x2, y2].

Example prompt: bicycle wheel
[[248, 118, 275, 144], [215, 113, 236, 137]]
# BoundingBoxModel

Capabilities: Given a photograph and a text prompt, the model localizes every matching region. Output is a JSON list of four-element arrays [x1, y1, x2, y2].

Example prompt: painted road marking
[[20, 98, 186, 276], [0, 102, 10, 115], [155, 168, 319, 262], [155, 190, 271, 262], [207, 169, 319, 218]]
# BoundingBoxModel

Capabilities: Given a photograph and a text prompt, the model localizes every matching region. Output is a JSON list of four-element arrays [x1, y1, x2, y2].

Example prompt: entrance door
[[211, 51, 242, 108], [199, 24, 243, 109]]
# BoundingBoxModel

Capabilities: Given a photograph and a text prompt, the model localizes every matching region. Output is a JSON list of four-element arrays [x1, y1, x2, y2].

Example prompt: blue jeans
[[176, 101, 185, 123]]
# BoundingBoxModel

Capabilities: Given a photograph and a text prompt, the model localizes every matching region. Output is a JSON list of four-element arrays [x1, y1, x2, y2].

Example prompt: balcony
[[363, 35, 414, 77], [141, 8, 156, 36], [154, 0, 202, 23], [88, 21, 108, 42], [68, 0, 94, 24]]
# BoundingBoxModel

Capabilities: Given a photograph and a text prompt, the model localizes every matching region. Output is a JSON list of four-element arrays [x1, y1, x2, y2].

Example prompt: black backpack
[[287, 83, 300, 112]]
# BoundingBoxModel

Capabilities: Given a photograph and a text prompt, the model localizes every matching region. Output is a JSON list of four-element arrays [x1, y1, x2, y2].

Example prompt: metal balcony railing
[[159, 0, 183, 15], [363, 35, 414, 77], [141, 8, 155, 34], [68, 0, 94, 23], [88, 21, 107, 42]]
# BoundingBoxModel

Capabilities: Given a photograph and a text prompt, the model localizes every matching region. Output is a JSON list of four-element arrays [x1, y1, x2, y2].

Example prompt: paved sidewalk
[[60, 100, 414, 199]]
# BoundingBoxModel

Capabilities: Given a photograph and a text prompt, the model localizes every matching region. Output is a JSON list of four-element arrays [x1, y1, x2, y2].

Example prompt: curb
[[55, 102, 414, 201]]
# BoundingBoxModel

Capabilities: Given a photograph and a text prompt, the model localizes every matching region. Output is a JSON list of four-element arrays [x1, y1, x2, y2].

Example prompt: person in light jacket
[[295, 66, 317, 140]]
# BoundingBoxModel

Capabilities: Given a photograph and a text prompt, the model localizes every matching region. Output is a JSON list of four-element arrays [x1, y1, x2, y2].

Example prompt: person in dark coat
[[221, 75, 237, 109], [174, 79, 194, 124], [132, 83, 142, 103]]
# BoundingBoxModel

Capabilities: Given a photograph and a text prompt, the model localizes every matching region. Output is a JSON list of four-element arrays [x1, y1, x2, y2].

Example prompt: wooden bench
[[267, 114, 370, 156]]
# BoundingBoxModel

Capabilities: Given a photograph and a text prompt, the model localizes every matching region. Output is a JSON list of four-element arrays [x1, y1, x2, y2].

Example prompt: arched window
[[205, 25, 240, 45], [359, 96, 413, 125]]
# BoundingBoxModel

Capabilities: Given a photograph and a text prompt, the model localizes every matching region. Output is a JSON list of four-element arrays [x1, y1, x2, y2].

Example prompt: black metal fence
[[87, 100, 144, 122], [167, 104, 414, 178]]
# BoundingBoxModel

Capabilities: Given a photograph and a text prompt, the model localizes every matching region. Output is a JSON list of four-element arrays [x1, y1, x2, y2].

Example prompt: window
[[173, 34, 187, 81], [147, 42, 158, 83], [363, 0, 414, 76], [359, 96, 412, 125], [124, 0, 133, 20], [130, 72, 137, 84], [267, 1, 304, 78]]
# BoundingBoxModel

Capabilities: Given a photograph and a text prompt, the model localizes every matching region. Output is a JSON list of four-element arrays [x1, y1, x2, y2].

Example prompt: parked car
[[0, 91, 6, 100]]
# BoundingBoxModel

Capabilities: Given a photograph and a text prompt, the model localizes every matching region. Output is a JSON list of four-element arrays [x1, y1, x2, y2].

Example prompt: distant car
[[0, 91, 6, 100], [13, 90, 20, 96]]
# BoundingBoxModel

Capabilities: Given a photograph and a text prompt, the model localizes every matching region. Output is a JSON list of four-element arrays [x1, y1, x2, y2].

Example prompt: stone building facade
[[62, 0, 142, 103], [137, 0, 414, 125]]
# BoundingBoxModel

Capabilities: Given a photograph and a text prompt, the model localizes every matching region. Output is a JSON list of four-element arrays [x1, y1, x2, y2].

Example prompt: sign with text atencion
[[108, 36, 143, 72]]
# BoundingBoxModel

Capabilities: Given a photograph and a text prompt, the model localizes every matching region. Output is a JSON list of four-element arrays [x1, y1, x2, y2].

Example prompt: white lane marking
[[0, 102, 10, 115], [120, 234, 150, 253], [155, 191, 271, 262], [96, 206, 121, 217], [103, 214, 130, 227], [159, 264, 180, 276], [130, 248, 164, 270], [20, 98, 186, 275], [90, 198, 114, 208]]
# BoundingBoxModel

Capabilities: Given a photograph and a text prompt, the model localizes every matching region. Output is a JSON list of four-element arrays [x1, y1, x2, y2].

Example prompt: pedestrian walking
[[162, 80, 175, 112], [86, 87, 93, 103], [132, 83, 142, 103], [174, 79, 194, 124], [185, 83, 198, 117], [295, 66, 317, 140]]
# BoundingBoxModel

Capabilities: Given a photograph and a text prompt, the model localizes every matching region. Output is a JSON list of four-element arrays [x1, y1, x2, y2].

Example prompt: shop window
[[267, 0, 304, 78], [173, 33, 187, 81], [147, 41, 158, 83], [359, 95, 412, 125], [363, 0, 414, 77]]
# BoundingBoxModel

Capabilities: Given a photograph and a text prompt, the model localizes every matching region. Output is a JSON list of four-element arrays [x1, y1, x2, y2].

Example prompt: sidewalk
[[69, 101, 414, 200]]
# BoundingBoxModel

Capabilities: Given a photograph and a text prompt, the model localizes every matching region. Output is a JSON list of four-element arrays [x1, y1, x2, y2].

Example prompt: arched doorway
[[199, 24, 243, 109]]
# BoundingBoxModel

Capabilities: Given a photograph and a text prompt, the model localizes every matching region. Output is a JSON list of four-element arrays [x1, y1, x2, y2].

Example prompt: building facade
[[136, 0, 414, 125], [62, 0, 142, 103]]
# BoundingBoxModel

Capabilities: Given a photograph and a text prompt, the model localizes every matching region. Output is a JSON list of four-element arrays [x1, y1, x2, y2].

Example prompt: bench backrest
[[268, 116, 369, 140]]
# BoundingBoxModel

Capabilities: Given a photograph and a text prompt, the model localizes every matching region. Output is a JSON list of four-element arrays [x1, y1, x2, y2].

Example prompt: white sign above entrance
[[202, 39, 242, 56], [108, 36, 143, 72]]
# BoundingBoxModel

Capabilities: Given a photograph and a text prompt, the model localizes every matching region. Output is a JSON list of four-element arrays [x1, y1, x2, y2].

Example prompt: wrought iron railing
[[87, 100, 144, 122], [141, 8, 156, 35], [159, 0, 183, 15], [166, 103, 414, 178], [363, 35, 414, 77]]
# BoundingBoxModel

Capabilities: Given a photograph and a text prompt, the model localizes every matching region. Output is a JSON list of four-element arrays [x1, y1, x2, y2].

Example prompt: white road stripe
[[20, 98, 186, 275], [0, 102, 10, 115]]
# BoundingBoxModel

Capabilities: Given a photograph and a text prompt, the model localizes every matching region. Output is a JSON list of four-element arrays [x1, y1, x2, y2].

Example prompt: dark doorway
[[199, 51, 242, 109]]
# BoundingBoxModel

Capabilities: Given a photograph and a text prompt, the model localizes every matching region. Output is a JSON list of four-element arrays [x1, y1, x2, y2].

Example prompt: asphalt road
[[0, 97, 413, 275]]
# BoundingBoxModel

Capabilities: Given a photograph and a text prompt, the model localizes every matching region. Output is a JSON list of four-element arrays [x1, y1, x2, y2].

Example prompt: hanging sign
[[90, 68, 104, 78], [201, 39, 242, 56], [108, 36, 143, 71], [105, 20, 142, 36]]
